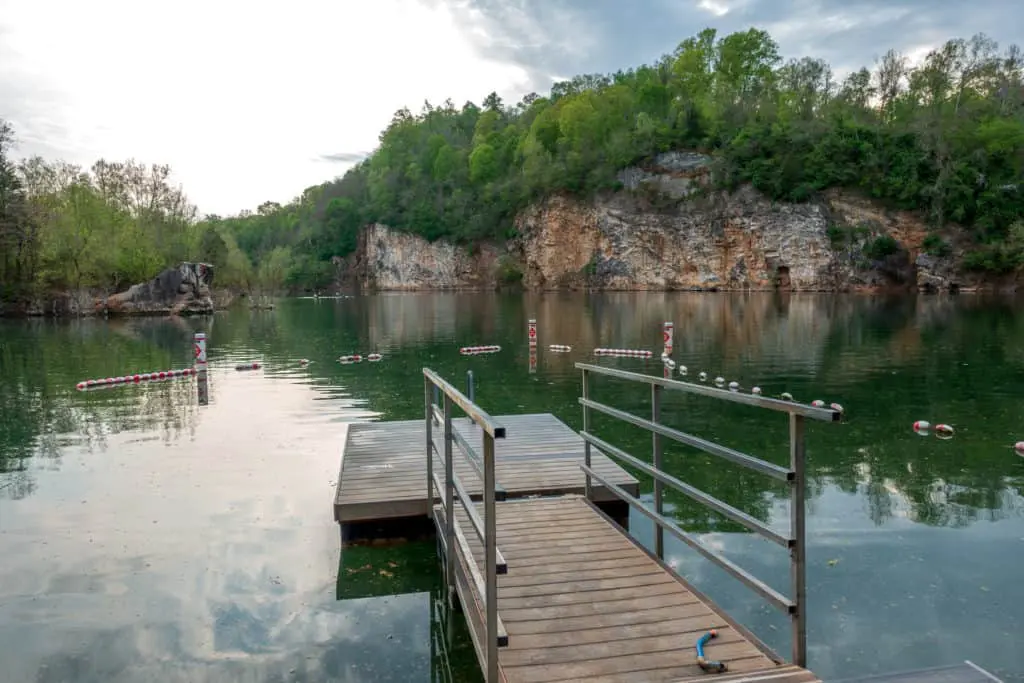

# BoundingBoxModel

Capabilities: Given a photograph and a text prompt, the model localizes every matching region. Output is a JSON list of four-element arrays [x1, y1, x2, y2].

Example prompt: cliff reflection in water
[[3, 293, 1024, 534]]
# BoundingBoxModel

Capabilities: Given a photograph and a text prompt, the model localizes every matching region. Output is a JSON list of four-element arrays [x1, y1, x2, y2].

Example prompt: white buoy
[[678, 365, 688, 375], [728, 381, 739, 391], [752, 387, 762, 395], [698, 372, 708, 382], [1014, 442, 1024, 455], [935, 424, 955, 437], [714, 376, 725, 386], [781, 392, 794, 401], [664, 358, 676, 370]]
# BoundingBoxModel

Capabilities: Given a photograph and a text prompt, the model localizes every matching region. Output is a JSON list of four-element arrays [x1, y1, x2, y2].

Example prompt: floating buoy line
[[459, 345, 501, 356], [338, 353, 385, 364], [594, 348, 653, 358], [76, 367, 197, 390], [549, 345, 572, 352]]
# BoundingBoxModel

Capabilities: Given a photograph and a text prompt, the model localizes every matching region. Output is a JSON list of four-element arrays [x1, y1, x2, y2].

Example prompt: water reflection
[[2, 294, 1024, 681]]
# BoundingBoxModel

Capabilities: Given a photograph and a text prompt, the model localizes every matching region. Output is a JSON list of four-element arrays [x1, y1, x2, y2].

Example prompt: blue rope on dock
[[696, 629, 728, 673]]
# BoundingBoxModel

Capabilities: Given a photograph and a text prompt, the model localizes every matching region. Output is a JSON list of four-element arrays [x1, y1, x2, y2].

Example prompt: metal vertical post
[[425, 376, 433, 519], [789, 413, 807, 668], [443, 395, 455, 598], [581, 368, 592, 501], [483, 431, 499, 683], [466, 370, 475, 402], [652, 383, 664, 559]]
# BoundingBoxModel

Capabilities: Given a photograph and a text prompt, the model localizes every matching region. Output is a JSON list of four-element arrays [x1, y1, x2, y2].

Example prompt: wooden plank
[[435, 495, 811, 683], [335, 413, 639, 522]]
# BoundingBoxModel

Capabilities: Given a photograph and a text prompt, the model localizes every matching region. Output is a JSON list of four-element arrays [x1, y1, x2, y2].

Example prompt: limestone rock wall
[[348, 151, 1010, 293]]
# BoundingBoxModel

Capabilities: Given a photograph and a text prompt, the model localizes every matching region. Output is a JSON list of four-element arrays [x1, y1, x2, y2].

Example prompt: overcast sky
[[1, 0, 1018, 216]]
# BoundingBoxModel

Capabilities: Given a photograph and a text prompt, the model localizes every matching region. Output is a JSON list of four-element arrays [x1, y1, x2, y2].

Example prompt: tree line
[[2, 27, 1022, 302]]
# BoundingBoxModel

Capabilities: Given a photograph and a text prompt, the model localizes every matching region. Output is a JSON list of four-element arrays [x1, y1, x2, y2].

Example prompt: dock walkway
[[439, 494, 808, 683]]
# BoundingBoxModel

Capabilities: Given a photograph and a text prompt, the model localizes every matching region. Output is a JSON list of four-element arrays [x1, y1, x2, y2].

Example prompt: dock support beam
[[790, 413, 807, 667]]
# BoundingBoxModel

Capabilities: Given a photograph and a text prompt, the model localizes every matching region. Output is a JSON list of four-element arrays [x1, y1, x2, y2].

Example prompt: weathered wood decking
[[437, 495, 806, 683], [334, 413, 639, 523]]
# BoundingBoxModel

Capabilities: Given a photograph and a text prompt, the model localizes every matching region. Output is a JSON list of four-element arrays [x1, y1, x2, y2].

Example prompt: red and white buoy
[[1014, 442, 1024, 456], [811, 399, 826, 408], [528, 319, 537, 348], [663, 321, 674, 357], [913, 420, 931, 434], [935, 423, 955, 437], [549, 345, 572, 352], [367, 353, 383, 362]]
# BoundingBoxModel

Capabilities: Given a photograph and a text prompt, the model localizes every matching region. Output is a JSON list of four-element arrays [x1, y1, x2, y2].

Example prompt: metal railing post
[[789, 413, 807, 667], [652, 383, 664, 559], [483, 431, 499, 683], [582, 368, 592, 501], [466, 370, 475, 402], [444, 395, 455, 601], [425, 376, 433, 519]]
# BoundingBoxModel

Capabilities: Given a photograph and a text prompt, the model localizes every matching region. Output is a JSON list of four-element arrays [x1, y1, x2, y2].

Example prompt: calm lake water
[[1, 293, 1023, 683]]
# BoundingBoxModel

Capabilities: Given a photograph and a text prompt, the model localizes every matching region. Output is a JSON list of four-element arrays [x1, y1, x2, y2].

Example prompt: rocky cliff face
[[350, 223, 499, 290], [350, 152, 1008, 293]]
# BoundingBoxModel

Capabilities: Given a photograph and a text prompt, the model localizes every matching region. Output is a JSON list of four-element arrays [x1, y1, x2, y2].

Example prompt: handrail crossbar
[[424, 368, 508, 682], [580, 397, 793, 481], [575, 362, 841, 422], [575, 361, 840, 668], [580, 463, 795, 612], [580, 430, 792, 548]]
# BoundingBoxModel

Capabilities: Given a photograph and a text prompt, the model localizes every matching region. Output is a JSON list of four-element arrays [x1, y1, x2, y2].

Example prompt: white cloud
[[0, 0, 531, 215]]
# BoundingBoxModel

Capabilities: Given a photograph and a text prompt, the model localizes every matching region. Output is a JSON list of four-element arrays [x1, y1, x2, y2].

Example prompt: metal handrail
[[424, 368, 507, 683], [575, 362, 839, 668]]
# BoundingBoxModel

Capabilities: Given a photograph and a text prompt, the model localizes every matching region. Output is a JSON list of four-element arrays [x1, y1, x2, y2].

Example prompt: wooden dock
[[437, 495, 807, 683], [333, 366, 999, 683], [334, 413, 638, 523]]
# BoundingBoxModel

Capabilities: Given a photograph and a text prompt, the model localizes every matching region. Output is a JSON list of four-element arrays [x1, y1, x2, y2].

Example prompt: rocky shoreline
[[0, 262, 234, 318]]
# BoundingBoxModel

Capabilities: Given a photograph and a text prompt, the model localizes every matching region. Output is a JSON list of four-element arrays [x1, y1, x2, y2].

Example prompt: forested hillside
[[2, 27, 1022, 302]]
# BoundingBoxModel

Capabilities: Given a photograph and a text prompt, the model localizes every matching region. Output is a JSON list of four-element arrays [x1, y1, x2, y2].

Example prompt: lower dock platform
[[438, 495, 804, 683], [334, 413, 639, 525]]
